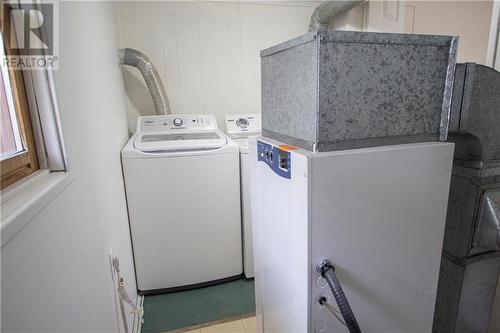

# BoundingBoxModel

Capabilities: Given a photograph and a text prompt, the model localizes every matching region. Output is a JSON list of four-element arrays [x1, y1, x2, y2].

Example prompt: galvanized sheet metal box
[[261, 30, 457, 152]]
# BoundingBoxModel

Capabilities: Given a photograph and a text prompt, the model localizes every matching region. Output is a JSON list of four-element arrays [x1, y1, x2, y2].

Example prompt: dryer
[[225, 114, 261, 278], [122, 114, 242, 294]]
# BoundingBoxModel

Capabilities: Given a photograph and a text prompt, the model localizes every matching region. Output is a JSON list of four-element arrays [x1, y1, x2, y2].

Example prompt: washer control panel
[[137, 114, 217, 132], [225, 113, 261, 135]]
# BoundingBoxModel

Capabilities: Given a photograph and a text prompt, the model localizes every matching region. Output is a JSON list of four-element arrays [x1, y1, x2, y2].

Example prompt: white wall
[[115, 1, 322, 133], [1, 2, 137, 332], [407, 1, 494, 64], [366, 1, 494, 64]]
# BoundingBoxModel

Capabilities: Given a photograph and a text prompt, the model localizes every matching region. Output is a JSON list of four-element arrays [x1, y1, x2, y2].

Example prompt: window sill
[[1, 170, 73, 248]]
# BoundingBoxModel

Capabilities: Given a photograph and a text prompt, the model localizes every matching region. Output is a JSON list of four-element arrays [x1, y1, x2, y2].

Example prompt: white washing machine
[[122, 114, 242, 294], [225, 113, 261, 278]]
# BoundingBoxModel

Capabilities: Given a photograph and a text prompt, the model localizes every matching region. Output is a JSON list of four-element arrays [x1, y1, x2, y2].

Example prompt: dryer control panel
[[137, 114, 218, 132], [225, 113, 261, 136]]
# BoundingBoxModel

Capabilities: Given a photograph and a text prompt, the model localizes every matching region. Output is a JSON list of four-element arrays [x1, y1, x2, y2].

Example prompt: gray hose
[[118, 48, 171, 115], [308, 0, 366, 31], [317, 260, 361, 333]]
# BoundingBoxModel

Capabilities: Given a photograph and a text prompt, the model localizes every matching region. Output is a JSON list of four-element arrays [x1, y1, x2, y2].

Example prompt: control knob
[[173, 118, 183, 127], [236, 118, 249, 128]]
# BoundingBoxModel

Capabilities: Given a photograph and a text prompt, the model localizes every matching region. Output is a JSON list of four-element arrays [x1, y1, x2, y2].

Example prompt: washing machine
[[225, 114, 261, 278], [122, 114, 242, 294]]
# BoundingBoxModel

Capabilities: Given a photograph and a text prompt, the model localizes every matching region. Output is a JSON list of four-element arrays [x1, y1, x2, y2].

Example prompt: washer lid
[[133, 130, 227, 152]]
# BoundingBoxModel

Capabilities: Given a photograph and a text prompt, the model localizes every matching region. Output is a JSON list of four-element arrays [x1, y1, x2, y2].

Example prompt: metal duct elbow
[[118, 48, 171, 115], [309, 0, 366, 31]]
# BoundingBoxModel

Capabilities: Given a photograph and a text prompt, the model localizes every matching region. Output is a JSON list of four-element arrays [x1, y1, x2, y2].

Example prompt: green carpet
[[142, 278, 255, 333]]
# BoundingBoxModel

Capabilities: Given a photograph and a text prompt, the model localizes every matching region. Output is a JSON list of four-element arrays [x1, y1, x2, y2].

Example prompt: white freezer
[[250, 137, 454, 332]]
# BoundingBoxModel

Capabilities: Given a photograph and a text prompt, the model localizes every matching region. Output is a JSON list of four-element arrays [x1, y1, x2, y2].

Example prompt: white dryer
[[122, 114, 242, 294], [225, 113, 261, 278]]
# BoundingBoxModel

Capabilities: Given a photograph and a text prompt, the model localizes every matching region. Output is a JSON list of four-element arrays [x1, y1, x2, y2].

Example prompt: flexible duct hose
[[118, 48, 171, 115], [317, 260, 362, 333], [308, 0, 366, 31]]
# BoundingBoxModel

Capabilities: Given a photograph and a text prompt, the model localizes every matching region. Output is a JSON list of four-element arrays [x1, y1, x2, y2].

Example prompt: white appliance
[[122, 114, 242, 294], [225, 113, 261, 278], [250, 137, 454, 332]]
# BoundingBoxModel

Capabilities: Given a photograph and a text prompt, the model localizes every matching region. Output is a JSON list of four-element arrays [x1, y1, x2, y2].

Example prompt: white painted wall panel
[[366, 1, 494, 64], [1, 2, 136, 332], [407, 1, 494, 64], [115, 1, 321, 133]]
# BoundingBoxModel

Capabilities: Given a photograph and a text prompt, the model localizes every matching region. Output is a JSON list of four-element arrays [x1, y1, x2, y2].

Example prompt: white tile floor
[[182, 316, 257, 333]]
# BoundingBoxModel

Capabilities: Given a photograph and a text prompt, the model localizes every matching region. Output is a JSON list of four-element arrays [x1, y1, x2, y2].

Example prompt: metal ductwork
[[309, 0, 366, 31], [118, 48, 171, 115], [434, 63, 500, 333]]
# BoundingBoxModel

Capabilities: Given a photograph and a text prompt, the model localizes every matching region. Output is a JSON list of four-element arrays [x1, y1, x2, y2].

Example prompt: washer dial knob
[[173, 118, 183, 127]]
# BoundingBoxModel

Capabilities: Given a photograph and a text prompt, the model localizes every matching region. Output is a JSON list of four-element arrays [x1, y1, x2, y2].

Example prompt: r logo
[[1, 2, 58, 69], [4, 4, 54, 56]]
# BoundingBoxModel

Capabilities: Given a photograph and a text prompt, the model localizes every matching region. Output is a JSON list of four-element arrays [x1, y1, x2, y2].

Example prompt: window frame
[[0, 7, 39, 190], [0, 1, 69, 247], [1, 1, 67, 191]]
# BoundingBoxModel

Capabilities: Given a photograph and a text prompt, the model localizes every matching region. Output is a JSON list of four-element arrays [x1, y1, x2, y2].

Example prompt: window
[[1, 1, 66, 190], [0, 20, 39, 189]]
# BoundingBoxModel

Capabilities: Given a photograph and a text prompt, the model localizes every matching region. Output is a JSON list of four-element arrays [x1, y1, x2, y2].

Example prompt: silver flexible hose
[[118, 48, 171, 115], [308, 1, 366, 31]]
